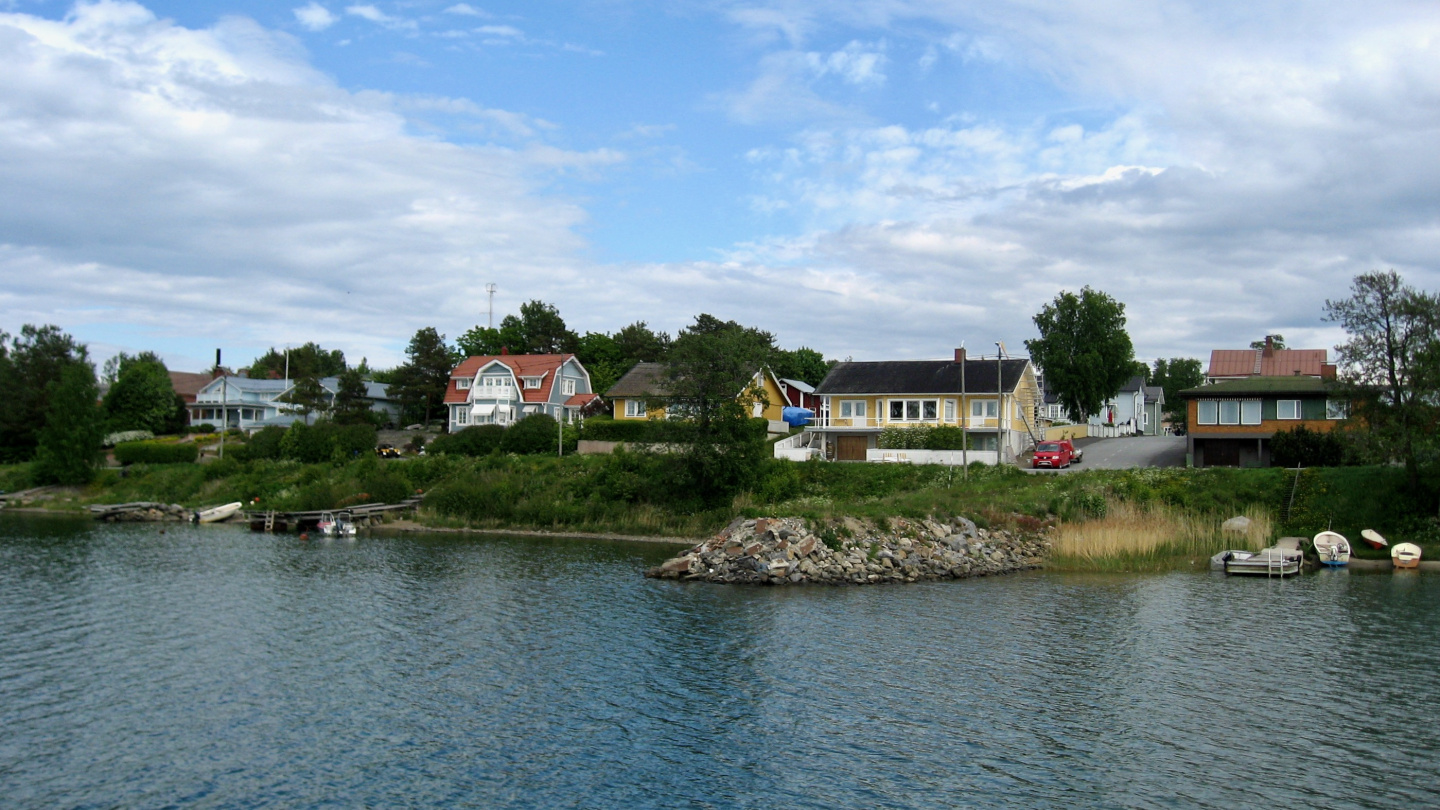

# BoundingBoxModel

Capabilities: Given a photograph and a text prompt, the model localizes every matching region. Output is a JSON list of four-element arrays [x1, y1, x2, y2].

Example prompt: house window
[[1326, 400, 1349, 420], [562, 378, 576, 396], [839, 400, 866, 419], [1277, 400, 1300, 420], [923, 401, 938, 420], [1197, 400, 1217, 425], [889, 399, 939, 421], [456, 378, 470, 390], [523, 378, 541, 390], [624, 399, 644, 418], [944, 400, 955, 421], [457, 407, 469, 426], [1219, 401, 1240, 425], [1241, 400, 1261, 425], [970, 400, 998, 418]]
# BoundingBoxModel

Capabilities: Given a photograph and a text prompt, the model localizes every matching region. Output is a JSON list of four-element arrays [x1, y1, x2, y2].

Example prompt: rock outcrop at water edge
[[645, 515, 1049, 585]]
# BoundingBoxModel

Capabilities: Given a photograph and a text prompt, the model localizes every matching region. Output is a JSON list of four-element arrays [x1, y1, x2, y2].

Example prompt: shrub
[[924, 426, 970, 450], [238, 426, 286, 461], [114, 441, 200, 465], [430, 425, 505, 456], [103, 430, 154, 447], [879, 425, 931, 449], [499, 414, 562, 455], [189, 424, 216, 434], [1270, 426, 1348, 468], [278, 422, 377, 464]]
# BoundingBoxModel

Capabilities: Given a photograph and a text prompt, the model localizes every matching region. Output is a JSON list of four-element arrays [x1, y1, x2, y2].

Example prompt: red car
[[1032, 439, 1081, 469]]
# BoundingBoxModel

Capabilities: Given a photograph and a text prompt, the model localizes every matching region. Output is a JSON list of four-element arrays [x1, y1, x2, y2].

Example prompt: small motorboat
[[1361, 529, 1389, 550], [1313, 531, 1350, 567], [1214, 537, 1304, 577], [317, 511, 336, 536], [319, 511, 357, 539], [193, 501, 243, 524], [1392, 542, 1422, 570]]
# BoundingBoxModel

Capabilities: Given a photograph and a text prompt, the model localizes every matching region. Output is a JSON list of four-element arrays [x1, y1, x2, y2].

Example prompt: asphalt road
[[1024, 435, 1187, 473]]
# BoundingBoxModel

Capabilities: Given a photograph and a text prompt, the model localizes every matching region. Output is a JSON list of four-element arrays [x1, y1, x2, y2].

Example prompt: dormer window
[[456, 378, 470, 390], [523, 378, 541, 390]]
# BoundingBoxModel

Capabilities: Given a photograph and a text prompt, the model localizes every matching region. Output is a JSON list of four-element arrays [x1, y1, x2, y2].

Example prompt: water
[[2, 514, 1438, 808]]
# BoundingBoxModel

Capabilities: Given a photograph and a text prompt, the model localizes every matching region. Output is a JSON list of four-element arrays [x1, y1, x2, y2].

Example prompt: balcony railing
[[812, 415, 1008, 430]]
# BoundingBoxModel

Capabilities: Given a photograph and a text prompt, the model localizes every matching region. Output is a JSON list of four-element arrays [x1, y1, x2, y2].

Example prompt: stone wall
[[646, 515, 1049, 585]]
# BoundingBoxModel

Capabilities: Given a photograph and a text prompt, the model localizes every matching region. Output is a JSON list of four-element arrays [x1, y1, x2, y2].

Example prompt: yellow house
[[606, 362, 790, 430], [809, 348, 1042, 462]]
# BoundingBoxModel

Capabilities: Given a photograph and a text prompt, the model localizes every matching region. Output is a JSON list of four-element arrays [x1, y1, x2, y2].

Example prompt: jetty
[[246, 496, 425, 532]]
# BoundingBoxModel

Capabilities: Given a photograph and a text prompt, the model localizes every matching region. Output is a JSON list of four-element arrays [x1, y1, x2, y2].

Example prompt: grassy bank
[[2, 455, 1436, 570]]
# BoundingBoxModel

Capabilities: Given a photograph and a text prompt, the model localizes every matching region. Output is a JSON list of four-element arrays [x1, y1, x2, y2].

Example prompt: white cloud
[[805, 41, 886, 86], [444, 3, 486, 16], [293, 2, 336, 32], [345, 4, 415, 32], [0, 2, 617, 367]]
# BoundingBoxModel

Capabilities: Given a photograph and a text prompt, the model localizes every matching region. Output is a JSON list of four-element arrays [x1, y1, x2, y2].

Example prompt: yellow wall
[[823, 368, 1043, 433], [738, 373, 788, 422], [613, 398, 667, 420], [1044, 424, 1088, 440]]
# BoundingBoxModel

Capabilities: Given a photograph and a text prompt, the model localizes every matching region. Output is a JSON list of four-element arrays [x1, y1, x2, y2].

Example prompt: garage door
[[837, 435, 868, 461]]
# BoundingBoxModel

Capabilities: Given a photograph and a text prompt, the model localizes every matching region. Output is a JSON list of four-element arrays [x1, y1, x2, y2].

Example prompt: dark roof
[[815, 358, 1030, 396], [1119, 375, 1147, 393], [605, 362, 671, 398], [1179, 377, 1336, 397]]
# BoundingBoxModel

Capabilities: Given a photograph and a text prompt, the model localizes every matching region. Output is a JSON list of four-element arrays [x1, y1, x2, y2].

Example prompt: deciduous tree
[[103, 357, 178, 434], [34, 362, 104, 485], [248, 342, 346, 380], [1151, 357, 1205, 427], [1024, 287, 1136, 423], [0, 325, 92, 462]]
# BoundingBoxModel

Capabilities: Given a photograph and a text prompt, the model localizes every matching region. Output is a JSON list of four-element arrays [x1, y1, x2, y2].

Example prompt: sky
[[2, 0, 1439, 373]]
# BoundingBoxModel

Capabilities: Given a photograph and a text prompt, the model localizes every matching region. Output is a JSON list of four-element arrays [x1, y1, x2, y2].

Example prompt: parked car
[[1032, 439, 1081, 469]]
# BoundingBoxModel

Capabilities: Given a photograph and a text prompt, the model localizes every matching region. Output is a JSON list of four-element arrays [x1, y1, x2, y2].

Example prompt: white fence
[[773, 432, 821, 461], [864, 449, 1000, 466]]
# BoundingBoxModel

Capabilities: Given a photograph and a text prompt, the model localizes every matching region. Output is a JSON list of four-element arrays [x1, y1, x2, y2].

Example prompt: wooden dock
[[245, 496, 425, 532]]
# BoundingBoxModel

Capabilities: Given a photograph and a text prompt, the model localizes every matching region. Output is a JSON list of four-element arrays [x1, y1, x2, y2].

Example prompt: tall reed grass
[[1050, 499, 1272, 572]]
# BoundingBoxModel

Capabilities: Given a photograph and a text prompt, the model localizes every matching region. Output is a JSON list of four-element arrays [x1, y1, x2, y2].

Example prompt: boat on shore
[[193, 502, 243, 524], [1313, 531, 1350, 567], [1212, 537, 1304, 577], [1392, 543, 1422, 570], [1361, 529, 1389, 550]]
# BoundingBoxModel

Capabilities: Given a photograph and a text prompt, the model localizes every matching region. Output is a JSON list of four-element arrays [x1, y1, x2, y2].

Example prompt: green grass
[[2, 455, 1436, 564]]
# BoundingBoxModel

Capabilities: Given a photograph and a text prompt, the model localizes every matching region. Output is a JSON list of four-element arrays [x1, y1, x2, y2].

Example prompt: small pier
[[246, 497, 425, 532]]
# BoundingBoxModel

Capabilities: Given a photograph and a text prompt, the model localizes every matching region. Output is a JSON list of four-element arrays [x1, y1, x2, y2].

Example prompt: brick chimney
[[1262, 335, 1275, 357], [954, 347, 966, 364], [500, 346, 508, 355]]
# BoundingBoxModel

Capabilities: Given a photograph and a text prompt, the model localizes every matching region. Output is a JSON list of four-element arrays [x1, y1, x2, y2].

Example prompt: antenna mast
[[485, 283, 497, 329]]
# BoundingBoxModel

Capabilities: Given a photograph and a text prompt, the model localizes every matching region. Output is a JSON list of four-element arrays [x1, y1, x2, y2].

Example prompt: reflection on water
[[2, 515, 1438, 808]]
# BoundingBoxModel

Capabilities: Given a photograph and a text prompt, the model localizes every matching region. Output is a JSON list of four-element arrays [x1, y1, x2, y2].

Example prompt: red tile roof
[[565, 393, 598, 407], [1207, 349, 1329, 379], [444, 354, 577, 405]]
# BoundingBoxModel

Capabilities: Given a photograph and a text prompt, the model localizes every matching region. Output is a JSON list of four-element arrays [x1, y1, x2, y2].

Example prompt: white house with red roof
[[444, 351, 597, 431]]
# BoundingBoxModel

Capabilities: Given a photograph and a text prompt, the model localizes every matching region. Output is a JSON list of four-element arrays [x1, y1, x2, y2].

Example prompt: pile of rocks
[[91, 502, 193, 522], [646, 515, 1050, 585]]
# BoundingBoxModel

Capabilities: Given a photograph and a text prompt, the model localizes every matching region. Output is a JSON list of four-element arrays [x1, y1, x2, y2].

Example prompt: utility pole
[[217, 348, 226, 460], [960, 342, 967, 478], [996, 342, 1004, 465], [485, 283, 497, 329]]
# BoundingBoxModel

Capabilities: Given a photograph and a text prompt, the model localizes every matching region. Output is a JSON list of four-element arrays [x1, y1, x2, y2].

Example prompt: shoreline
[[371, 518, 697, 545]]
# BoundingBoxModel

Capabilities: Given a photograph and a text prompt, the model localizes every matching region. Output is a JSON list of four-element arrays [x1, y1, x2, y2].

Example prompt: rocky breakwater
[[646, 515, 1050, 585]]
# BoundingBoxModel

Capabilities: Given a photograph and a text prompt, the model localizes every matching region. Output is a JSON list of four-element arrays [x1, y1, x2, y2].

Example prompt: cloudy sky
[[2, 0, 1439, 372]]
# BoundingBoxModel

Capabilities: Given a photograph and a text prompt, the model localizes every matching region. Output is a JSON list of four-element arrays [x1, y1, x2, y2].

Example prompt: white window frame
[[889, 399, 939, 422], [944, 399, 956, 421], [1277, 399, 1301, 420], [562, 378, 577, 396], [1219, 400, 1240, 425], [456, 378, 470, 390], [970, 399, 998, 419], [1197, 400, 1218, 425], [1326, 400, 1349, 420], [456, 407, 469, 426], [839, 400, 866, 419], [523, 377, 541, 390], [624, 399, 644, 418], [1240, 400, 1261, 426]]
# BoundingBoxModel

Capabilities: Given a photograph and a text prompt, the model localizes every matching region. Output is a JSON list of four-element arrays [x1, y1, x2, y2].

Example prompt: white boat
[[1392, 542, 1422, 569], [193, 501, 243, 524], [319, 510, 357, 539], [1313, 531, 1350, 566], [1214, 537, 1304, 577], [1361, 529, 1389, 550]]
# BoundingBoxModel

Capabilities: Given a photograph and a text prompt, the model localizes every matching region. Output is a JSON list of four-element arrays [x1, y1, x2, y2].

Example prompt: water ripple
[[2, 516, 1439, 808]]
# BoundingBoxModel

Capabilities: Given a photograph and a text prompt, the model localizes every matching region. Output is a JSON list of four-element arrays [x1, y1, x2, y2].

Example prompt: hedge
[[114, 441, 200, 465], [579, 416, 768, 444], [430, 425, 506, 457]]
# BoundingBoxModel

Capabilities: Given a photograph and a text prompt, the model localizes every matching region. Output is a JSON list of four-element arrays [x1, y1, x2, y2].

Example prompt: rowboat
[[194, 501, 243, 524], [1392, 543, 1422, 570], [1360, 529, 1389, 550], [1313, 531, 1350, 566]]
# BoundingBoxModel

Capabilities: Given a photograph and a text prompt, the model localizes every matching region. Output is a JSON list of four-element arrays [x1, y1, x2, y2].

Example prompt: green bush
[[114, 441, 199, 465], [1270, 425, 1349, 468], [238, 426, 286, 461], [430, 425, 505, 456], [278, 422, 377, 464], [579, 417, 666, 443], [924, 426, 970, 450], [499, 414, 562, 455], [189, 424, 216, 434]]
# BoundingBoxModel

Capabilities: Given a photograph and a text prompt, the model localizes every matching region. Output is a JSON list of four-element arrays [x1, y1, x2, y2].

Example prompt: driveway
[[1023, 435, 1187, 473]]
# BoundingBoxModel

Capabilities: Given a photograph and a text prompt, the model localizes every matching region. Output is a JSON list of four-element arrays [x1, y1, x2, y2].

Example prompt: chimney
[[1321, 363, 1337, 379], [1263, 335, 1275, 358], [954, 347, 966, 364], [500, 346, 508, 356]]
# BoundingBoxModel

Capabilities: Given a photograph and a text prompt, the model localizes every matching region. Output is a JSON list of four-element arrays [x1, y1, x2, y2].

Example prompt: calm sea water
[[2, 514, 1438, 809]]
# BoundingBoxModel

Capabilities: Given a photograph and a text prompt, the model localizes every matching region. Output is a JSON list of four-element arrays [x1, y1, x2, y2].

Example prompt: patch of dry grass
[[1051, 500, 1272, 571]]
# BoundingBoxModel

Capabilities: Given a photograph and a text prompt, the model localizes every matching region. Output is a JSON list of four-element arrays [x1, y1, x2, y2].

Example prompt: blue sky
[[3, 0, 1440, 372]]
